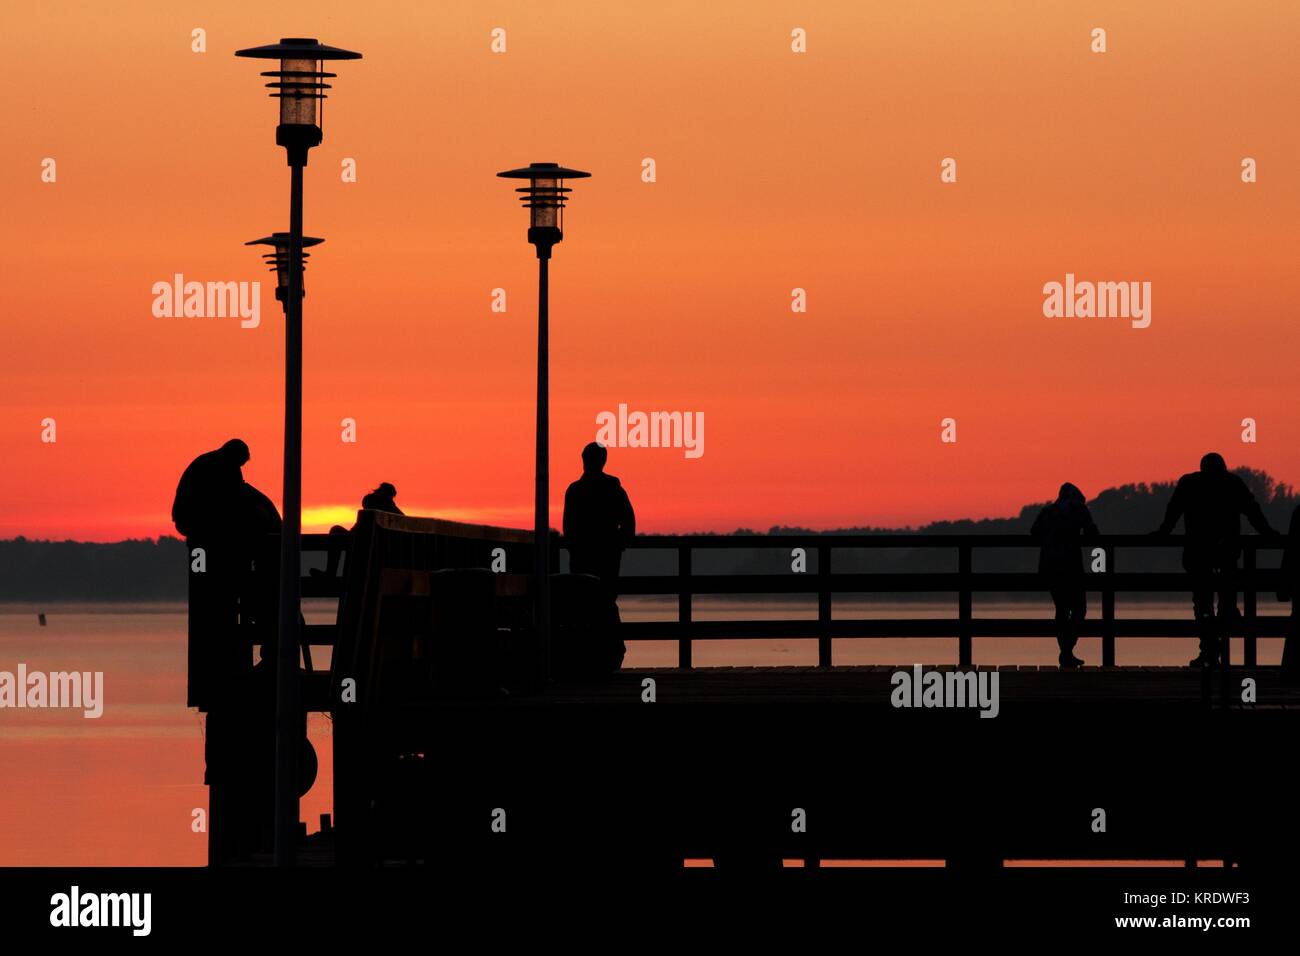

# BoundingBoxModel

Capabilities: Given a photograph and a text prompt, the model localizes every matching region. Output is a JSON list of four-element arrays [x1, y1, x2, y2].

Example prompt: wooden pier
[[189, 516, 1300, 868]]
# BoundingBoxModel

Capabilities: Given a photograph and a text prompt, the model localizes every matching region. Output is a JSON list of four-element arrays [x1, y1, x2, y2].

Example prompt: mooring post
[[818, 544, 832, 667], [958, 543, 972, 667], [1102, 544, 1116, 668], [1243, 544, 1257, 668], [678, 544, 692, 669]]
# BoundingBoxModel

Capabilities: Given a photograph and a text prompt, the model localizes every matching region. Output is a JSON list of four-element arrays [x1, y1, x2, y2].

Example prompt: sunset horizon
[[6, 1, 1298, 543], [3, 0, 1297, 939]]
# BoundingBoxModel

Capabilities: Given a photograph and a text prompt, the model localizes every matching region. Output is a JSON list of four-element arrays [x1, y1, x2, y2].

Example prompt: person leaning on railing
[[1149, 452, 1278, 668], [1030, 482, 1099, 669]]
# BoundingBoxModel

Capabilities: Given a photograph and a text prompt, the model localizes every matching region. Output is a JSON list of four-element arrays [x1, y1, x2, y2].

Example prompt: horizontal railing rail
[[283, 531, 1292, 670], [616, 533, 1290, 668]]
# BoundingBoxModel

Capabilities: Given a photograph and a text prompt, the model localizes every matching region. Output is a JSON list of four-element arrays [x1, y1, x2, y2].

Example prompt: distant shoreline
[[2, 467, 1294, 602]]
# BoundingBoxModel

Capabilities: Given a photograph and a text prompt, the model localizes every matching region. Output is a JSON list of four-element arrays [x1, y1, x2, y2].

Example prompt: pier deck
[[518, 664, 1300, 709], [191, 518, 1300, 867]]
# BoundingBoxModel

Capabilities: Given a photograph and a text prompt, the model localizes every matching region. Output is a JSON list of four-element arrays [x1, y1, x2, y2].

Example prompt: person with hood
[[171, 438, 251, 543], [1151, 452, 1277, 667], [1030, 482, 1099, 668], [317, 482, 404, 579], [361, 482, 402, 515], [171, 439, 283, 659]]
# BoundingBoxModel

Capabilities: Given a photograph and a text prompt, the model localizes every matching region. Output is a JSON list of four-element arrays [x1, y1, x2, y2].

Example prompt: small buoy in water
[[38, 613, 47, 626]]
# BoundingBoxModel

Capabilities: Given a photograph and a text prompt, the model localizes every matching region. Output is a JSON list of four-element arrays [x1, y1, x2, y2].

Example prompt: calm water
[[0, 599, 1287, 865]]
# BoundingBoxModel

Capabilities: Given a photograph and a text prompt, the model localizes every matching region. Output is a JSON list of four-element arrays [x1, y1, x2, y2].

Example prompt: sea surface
[[0, 598, 1288, 866]]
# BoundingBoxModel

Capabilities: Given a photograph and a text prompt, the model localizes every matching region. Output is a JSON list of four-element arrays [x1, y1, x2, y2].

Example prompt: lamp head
[[496, 162, 591, 256], [245, 233, 325, 305], [235, 38, 362, 165]]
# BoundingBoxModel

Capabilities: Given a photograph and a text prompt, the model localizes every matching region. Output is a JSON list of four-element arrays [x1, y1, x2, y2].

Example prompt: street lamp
[[496, 162, 591, 683], [245, 233, 324, 306], [235, 36, 361, 868]]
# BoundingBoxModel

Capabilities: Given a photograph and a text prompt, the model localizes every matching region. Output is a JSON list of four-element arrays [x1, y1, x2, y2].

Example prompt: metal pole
[[958, 543, 972, 667], [536, 252, 551, 682], [274, 162, 305, 866]]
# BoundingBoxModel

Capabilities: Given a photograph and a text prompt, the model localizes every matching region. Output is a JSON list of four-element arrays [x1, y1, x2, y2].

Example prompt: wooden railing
[[617, 533, 1290, 668], [291, 531, 1291, 675]]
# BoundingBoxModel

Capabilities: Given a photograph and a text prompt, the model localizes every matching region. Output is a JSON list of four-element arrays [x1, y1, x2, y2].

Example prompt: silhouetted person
[[361, 481, 402, 514], [173, 440, 282, 863], [172, 438, 280, 592], [1152, 452, 1277, 667], [173, 440, 282, 679], [172, 439, 250, 542], [558, 444, 634, 675], [318, 482, 403, 579], [1030, 482, 1098, 668], [236, 481, 283, 639], [563, 443, 635, 589], [1279, 506, 1300, 677]]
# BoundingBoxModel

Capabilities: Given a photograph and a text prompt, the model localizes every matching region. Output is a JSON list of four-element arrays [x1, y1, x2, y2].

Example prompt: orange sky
[[2, 0, 1298, 541]]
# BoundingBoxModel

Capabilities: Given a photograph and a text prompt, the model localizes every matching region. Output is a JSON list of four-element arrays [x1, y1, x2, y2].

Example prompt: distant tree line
[[1, 470, 1293, 601], [726, 468, 1295, 579], [0, 537, 189, 602]]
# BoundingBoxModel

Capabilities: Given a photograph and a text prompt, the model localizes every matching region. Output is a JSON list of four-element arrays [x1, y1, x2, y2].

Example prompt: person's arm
[[1083, 507, 1100, 538], [1029, 507, 1045, 539], [1152, 482, 1185, 535], [1238, 482, 1276, 536]]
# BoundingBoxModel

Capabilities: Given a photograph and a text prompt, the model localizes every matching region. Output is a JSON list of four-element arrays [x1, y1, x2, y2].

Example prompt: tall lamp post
[[496, 162, 591, 682], [235, 37, 360, 867]]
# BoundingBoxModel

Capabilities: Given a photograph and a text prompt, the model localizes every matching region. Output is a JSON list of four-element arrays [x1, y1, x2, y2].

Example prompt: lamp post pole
[[496, 162, 590, 685], [274, 161, 305, 867], [244, 228, 324, 865], [236, 36, 361, 868], [535, 247, 551, 679]]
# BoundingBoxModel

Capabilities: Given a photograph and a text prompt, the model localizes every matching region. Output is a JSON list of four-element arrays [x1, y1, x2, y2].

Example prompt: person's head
[[581, 441, 608, 474], [1200, 452, 1227, 475], [373, 482, 397, 500], [1057, 482, 1085, 505], [220, 439, 250, 466]]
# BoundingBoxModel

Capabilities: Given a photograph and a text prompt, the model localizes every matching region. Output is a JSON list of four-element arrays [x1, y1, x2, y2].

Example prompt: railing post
[[818, 544, 832, 668], [1102, 544, 1116, 668], [958, 543, 972, 667], [678, 544, 692, 669], [1243, 543, 1257, 668]]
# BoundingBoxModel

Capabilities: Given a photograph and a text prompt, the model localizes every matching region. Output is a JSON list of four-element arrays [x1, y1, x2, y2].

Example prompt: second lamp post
[[496, 162, 591, 681]]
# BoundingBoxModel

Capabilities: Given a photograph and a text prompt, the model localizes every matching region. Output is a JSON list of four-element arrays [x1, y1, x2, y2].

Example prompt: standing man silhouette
[[1031, 482, 1099, 668], [1151, 452, 1277, 667], [563, 441, 636, 600]]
